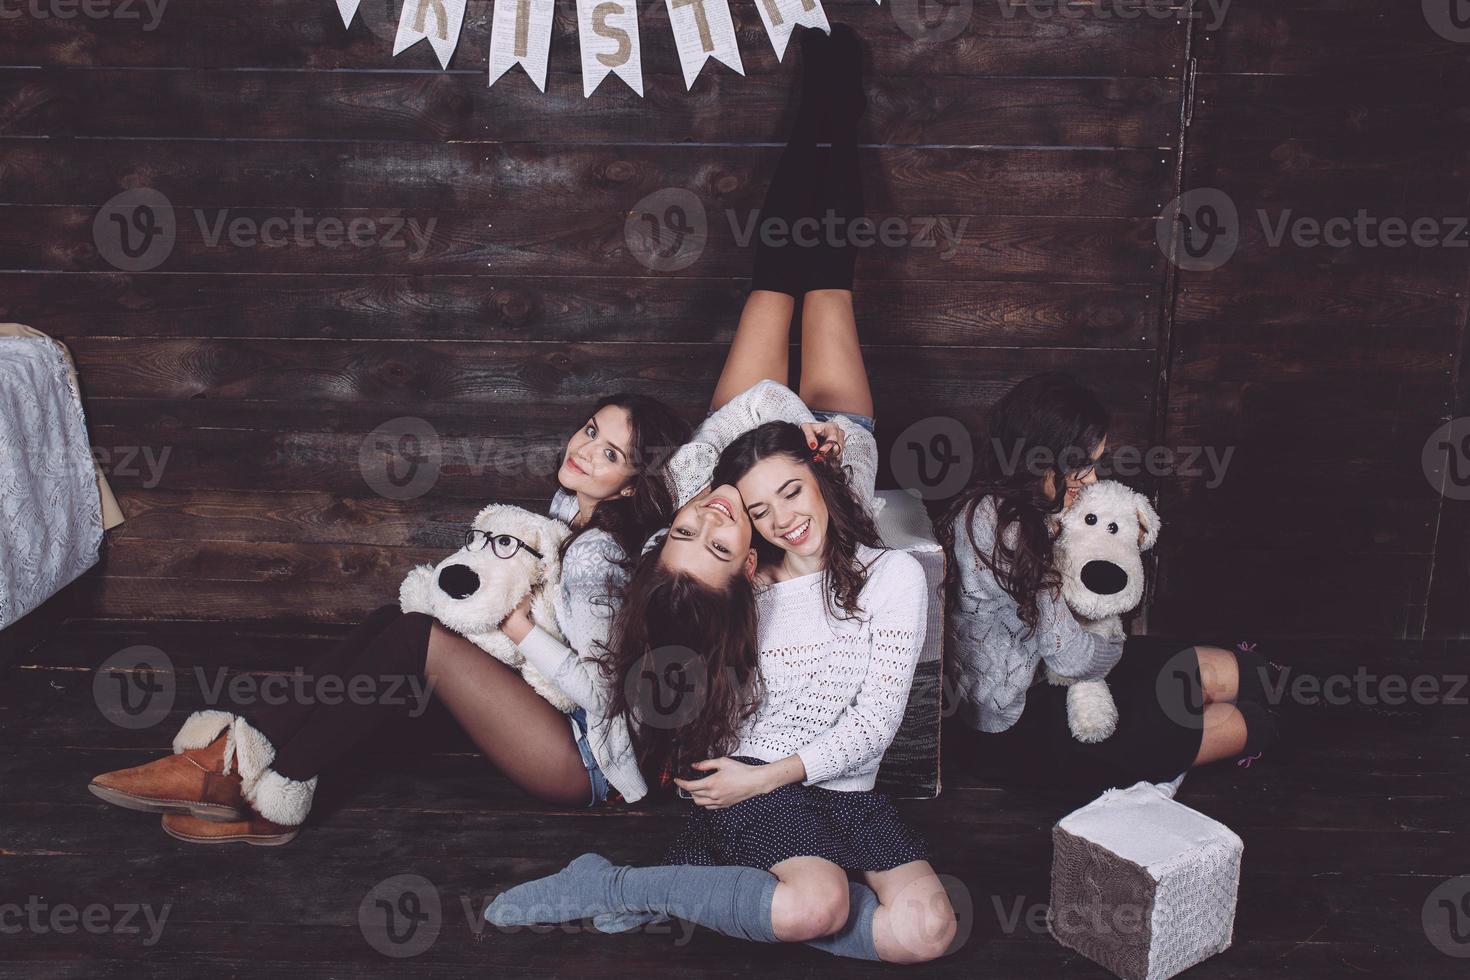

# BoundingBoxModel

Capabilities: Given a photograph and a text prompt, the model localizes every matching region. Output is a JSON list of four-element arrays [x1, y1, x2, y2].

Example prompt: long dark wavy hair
[[712, 420, 884, 621], [936, 372, 1110, 635], [557, 393, 691, 569], [599, 539, 764, 788]]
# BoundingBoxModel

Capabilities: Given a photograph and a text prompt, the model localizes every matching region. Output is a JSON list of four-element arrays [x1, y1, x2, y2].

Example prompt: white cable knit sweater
[[667, 381, 916, 790], [666, 379, 883, 519], [736, 545, 929, 791]]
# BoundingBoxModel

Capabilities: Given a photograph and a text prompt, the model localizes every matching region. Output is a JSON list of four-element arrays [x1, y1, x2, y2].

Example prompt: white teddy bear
[[399, 503, 575, 713], [1046, 481, 1162, 743]]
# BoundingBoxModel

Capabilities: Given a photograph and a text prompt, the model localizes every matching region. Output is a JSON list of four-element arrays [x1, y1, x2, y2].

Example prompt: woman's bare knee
[[875, 875, 958, 963], [1195, 646, 1240, 704], [769, 861, 850, 942], [771, 888, 848, 942], [1193, 702, 1248, 765]]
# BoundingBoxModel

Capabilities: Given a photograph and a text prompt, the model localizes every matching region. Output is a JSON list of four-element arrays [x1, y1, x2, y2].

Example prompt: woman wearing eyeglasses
[[87, 394, 691, 844]]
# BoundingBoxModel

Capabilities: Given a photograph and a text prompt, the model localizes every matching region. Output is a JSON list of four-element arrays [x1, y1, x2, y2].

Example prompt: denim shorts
[[567, 706, 611, 807], [811, 409, 876, 435]]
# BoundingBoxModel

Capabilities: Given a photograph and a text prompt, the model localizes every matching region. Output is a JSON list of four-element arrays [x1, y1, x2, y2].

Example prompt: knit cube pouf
[[1048, 782, 1242, 980], [871, 490, 944, 799]]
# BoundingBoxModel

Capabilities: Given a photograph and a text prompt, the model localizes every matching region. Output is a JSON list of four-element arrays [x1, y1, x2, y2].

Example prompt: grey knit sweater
[[946, 495, 1124, 733], [514, 490, 647, 802]]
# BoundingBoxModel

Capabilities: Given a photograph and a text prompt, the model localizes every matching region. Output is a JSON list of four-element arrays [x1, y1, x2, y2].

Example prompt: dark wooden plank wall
[[0, 1, 1464, 639], [1149, 0, 1470, 640]]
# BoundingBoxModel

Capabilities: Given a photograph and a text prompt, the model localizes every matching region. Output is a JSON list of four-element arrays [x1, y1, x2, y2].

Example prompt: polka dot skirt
[[661, 758, 930, 872]]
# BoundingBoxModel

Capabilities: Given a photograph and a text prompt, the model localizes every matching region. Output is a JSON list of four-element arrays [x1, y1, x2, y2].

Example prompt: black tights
[[750, 27, 866, 296], [235, 605, 593, 806], [959, 638, 1280, 809], [238, 605, 433, 782]]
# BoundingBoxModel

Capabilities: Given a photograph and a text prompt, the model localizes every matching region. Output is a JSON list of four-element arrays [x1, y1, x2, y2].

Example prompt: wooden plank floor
[[3, 621, 1468, 978]]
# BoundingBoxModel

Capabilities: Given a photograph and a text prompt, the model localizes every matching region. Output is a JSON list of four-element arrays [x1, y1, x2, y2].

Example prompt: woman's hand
[[672, 757, 775, 810], [800, 421, 846, 460], [500, 594, 535, 644]]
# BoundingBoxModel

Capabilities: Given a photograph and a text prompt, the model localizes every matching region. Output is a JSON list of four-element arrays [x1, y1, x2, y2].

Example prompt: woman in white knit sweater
[[485, 26, 956, 965], [488, 385, 955, 962]]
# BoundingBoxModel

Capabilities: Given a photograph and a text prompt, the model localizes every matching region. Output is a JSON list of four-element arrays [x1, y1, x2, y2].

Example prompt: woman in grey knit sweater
[[89, 393, 692, 844], [940, 373, 1282, 806], [947, 490, 1124, 736]]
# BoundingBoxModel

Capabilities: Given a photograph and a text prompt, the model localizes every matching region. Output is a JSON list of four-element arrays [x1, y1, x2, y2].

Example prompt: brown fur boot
[[88, 732, 245, 821], [161, 810, 297, 846]]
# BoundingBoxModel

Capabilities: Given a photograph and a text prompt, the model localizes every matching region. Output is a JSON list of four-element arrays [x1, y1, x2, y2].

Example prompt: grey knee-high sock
[[611, 864, 780, 943], [486, 854, 780, 944], [803, 882, 881, 961]]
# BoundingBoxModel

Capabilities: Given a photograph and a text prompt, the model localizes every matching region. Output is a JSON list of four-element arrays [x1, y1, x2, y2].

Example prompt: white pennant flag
[[335, 0, 361, 28], [392, 0, 468, 69], [489, 0, 557, 92], [576, 0, 644, 97], [664, 0, 744, 90], [751, 0, 828, 62]]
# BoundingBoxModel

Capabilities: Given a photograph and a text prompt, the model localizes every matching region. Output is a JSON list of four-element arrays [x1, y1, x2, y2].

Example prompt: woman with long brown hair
[[483, 26, 957, 964], [86, 392, 691, 842], [937, 372, 1279, 807]]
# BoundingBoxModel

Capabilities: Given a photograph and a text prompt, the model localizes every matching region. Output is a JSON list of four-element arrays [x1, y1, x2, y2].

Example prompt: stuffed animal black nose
[[437, 564, 480, 600], [1080, 560, 1128, 596]]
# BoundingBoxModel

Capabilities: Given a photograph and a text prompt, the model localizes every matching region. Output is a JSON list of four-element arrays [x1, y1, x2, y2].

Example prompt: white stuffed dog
[[1046, 481, 1162, 743], [399, 503, 575, 713]]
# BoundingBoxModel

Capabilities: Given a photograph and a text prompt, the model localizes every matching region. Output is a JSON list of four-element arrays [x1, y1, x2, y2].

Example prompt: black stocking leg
[[751, 29, 831, 297], [807, 24, 867, 292], [266, 611, 434, 782], [236, 603, 406, 749]]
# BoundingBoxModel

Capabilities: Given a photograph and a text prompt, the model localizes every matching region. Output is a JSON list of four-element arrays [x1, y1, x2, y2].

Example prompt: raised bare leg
[[711, 32, 833, 411], [796, 25, 872, 419], [798, 288, 872, 418], [710, 290, 797, 410]]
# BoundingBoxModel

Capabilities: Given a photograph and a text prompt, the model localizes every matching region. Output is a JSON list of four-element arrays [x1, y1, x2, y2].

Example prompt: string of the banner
[[337, 0, 866, 94]]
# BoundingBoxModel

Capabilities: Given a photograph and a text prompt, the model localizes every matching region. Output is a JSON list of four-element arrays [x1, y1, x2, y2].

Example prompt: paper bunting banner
[[392, 0, 468, 69], [664, 0, 744, 90], [489, 0, 557, 92], [752, 0, 828, 62], [331, 0, 848, 94], [576, 0, 644, 97]]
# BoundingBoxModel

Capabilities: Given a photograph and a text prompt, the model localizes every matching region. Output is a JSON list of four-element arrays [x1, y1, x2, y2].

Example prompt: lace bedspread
[[0, 337, 104, 628]]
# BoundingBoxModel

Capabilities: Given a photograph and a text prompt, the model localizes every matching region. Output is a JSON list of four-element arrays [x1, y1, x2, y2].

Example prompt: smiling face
[[734, 454, 830, 562], [559, 405, 638, 502], [658, 484, 757, 588]]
